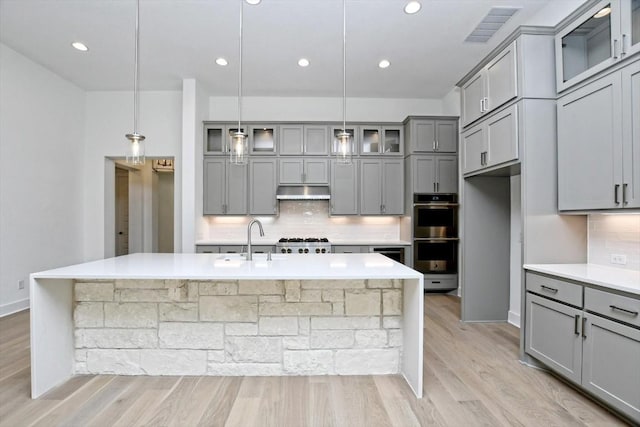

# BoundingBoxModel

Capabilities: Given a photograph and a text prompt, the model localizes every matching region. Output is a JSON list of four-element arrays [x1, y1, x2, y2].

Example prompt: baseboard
[[508, 310, 521, 328], [0, 298, 29, 317]]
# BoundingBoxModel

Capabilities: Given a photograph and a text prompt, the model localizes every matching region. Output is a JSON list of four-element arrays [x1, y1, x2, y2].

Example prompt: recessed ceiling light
[[298, 58, 310, 67], [404, 1, 421, 14], [593, 6, 611, 18], [245, 0, 261, 4], [71, 42, 88, 52], [215, 57, 228, 66], [378, 59, 391, 69]]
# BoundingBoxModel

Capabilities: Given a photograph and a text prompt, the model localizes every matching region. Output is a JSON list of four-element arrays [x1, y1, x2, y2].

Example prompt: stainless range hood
[[276, 185, 331, 200]]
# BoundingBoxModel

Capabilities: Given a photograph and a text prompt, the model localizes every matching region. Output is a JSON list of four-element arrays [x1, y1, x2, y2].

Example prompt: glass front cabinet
[[556, 0, 640, 91], [359, 126, 403, 156]]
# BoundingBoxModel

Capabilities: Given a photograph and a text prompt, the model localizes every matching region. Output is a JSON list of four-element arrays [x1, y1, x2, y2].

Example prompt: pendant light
[[336, 0, 353, 165], [125, 0, 146, 165], [230, 0, 248, 165]]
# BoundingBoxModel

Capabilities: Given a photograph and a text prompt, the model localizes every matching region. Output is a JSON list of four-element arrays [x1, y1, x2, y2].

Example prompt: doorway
[[106, 157, 175, 258]]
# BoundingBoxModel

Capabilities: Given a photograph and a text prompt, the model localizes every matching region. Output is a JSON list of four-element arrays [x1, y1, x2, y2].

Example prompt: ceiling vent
[[464, 7, 520, 43]]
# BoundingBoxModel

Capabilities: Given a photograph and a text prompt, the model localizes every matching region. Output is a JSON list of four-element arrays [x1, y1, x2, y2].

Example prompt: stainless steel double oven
[[413, 194, 459, 291]]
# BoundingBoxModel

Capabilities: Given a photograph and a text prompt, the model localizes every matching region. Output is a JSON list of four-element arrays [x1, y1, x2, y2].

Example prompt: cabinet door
[[486, 104, 518, 168], [382, 126, 404, 155], [331, 126, 358, 155], [622, 60, 640, 208], [360, 159, 383, 214], [381, 159, 404, 215], [436, 156, 458, 194], [304, 159, 329, 184], [330, 160, 358, 215], [249, 125, 276, 154], [249, 158, 277, 215], [204, 124, 227, 154], [525, 293, 583, 384], [582, 314, 640, 421], [225, 162, 248, 215], [412, 120, 436, 152], [279, 158, 304, 184], [203, 158, 226, 214], [462, 124, 485, 174], [361, 126, 382, 154], [461, 71, 485, 127], [485, 41, 517, 113], [558, 72, 623, 210], [279, 125, 304, 155], [435, 120, 457, 153], [304, 125, 329, 155], [412, 156, 436, 193], [621, 0, 640, 57]]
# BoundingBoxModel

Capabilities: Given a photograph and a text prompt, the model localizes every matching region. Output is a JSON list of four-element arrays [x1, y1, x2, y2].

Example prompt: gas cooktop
[[276, 237, 332, 254]]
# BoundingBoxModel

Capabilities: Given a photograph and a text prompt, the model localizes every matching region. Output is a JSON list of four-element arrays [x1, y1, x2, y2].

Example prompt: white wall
[[0, 43, 85, 315], [588, 214, 640, 271], [209, 96, 444, 122], [441, 87, 461, 117], [83, 90, 182, 261], [525, 0, 587, 26]]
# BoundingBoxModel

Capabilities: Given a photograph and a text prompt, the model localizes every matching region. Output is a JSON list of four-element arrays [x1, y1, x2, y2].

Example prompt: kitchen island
[[30, 253, 423, 399]]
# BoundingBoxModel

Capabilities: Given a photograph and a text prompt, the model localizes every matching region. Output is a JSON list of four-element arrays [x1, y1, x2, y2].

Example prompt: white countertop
[[195, 240, 411, 246], [524, 264, 640, 296], [32, 253, 422, 281]]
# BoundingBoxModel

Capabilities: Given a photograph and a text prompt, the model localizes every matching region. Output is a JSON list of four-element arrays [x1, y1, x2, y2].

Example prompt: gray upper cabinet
[[204, 124, 227, 154], [330, 160, 358, 215], [410, 155, 458, 194], [557, 59, 640, 210], [249, 125, 277, 155], [279, 124, 329, 155], [330, 126, 358, 156], [279, 158, 329, 184], [359, 126, 404, 156], [249, 158, 277, 215], [405, 118, 458, 153], [462, 103, 519, 176], [360, 159, 404, 215], [556, 0, 640, 92], [462, 41, 517, 127], [203, 158, 247, 215]]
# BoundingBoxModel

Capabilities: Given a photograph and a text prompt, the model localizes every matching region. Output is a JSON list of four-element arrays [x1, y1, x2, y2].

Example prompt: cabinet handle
[[613, 39, 619, 60], [302, 172, 306, 182], [609, 305, 639, 317], [480, 152, 485, 166], [622, 34, 627, 56], [582, 317, 587, 338], [433, 182, 436, 192], [540, 285, 558, 294], [574, 315, 580, 336], [436, 140, 439, 151], [436, 182, 439, 192], [483, 97, 489, 112], [480, 98, 484, 113], [433, 140, 436, 151], [623, 183, 628, 205], [615, 184, 620, 205]]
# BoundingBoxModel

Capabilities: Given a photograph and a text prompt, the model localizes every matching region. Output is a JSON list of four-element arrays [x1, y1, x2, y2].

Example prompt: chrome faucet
[[246, 219, 264, 261]]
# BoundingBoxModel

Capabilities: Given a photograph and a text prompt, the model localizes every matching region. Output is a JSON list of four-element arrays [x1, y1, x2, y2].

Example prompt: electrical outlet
[[610, 254, 627, 265], [18, 279, 25, 290]]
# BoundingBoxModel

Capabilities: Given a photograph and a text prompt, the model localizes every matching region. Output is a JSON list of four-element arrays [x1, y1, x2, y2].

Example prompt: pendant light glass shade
[[336, 0, 352, 165], [230, 0, 248, 165], [125, 0, 146, 165]]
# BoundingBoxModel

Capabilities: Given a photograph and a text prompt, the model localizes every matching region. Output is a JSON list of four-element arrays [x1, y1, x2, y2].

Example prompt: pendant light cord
[[134, 0, 140, 135], [238, 0, 243, 131], [342, 0, 346, 131]]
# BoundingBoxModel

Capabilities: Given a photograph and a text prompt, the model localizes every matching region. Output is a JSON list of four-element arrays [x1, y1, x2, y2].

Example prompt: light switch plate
[[610, 254, 627, 265]]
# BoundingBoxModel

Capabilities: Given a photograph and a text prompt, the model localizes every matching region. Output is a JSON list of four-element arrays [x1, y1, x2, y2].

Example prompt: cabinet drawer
[[332, 245, 368, 254], [525, 272, 583, 307], [585, 288, 640, 329], [424, 278, 457, 291], [196, 245, 219, 254]]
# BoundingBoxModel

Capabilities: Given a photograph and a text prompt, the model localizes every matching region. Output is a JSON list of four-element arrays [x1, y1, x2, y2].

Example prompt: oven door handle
[[413, 203, 460, 207], [414, 237, 460, 241]]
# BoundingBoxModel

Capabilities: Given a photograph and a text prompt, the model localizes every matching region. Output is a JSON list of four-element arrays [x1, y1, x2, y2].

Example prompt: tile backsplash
[[588, 214, 640, 271], [200, 201, 401, 242]]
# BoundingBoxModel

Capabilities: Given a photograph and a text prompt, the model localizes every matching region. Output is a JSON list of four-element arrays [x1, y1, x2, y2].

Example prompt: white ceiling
[[0, 0, 566, 99]]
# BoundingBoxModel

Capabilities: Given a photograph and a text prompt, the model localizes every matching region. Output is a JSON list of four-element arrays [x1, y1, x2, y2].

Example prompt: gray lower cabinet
[[330, 160, 358, 215], [204, 158, 247, 215], [410, 155, 458, 194], [249, 158, 277, 215], [360, 159, 404, 215], [279, 158, 329, 185], [196, 245, 275, 254], [525, 293, 583, 383], [525, 272, 640, 423], [332, 245, 369, 253]]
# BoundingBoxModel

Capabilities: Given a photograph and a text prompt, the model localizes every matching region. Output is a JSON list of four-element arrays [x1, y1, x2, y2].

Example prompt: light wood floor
[[0, 295, 630, 427]]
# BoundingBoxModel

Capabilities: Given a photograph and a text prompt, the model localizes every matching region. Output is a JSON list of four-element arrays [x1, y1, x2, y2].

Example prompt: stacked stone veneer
[[73, 278, 404, 376]]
